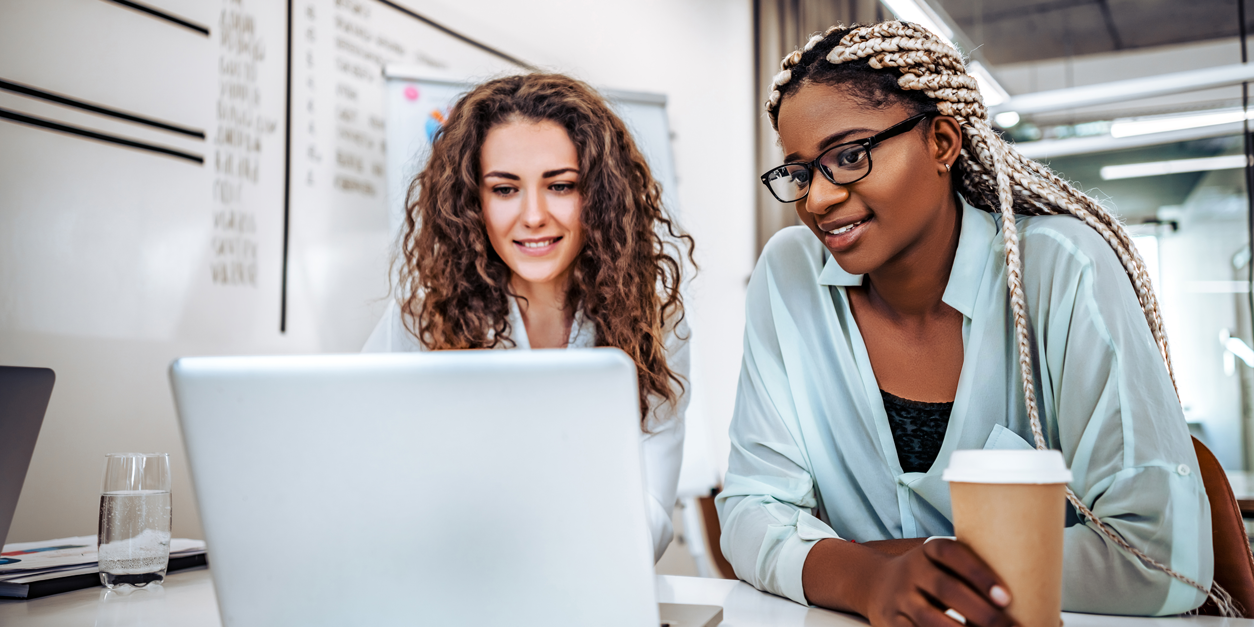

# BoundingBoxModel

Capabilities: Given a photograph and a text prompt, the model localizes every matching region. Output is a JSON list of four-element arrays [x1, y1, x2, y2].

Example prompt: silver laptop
[[0, 366, 55, 550], [170, 350, 717, 627]]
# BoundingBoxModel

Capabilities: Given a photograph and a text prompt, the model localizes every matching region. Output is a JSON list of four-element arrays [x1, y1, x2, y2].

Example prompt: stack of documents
[[0, 536, 207, 599]]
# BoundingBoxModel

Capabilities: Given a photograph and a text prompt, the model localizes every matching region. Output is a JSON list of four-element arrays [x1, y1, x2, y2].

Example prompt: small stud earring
[[944, 163, 951, 172]]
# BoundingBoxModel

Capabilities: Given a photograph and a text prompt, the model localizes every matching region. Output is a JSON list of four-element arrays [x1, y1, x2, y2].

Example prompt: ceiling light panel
[[1110, 108, 1251, 138], [1099, 154, 1246, 180]]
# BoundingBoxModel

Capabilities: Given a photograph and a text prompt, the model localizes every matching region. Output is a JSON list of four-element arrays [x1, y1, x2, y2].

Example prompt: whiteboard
[[382, 67, 680, 240], [0, 0, 527, 349]]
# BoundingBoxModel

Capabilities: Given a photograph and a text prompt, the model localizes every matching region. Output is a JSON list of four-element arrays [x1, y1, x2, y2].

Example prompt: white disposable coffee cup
[[944, 449, 1073, 627]]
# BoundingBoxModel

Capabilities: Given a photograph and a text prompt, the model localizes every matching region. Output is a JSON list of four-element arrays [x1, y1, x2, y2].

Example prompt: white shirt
[[717, 205, 1211, 615], [363, 297, 689, 563]]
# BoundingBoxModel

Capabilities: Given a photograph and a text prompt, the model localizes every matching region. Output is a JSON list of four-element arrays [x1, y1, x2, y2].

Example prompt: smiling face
[[480, 119, 585, 294], [775, 82, 960, 276]]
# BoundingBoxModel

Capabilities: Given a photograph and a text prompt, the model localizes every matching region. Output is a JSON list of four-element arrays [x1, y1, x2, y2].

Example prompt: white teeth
[[521, 239, 557, 248], [825, 219, 865, 235]]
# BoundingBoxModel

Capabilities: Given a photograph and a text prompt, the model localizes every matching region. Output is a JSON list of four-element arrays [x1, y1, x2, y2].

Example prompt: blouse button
[[1177, 464, 1191, 476]]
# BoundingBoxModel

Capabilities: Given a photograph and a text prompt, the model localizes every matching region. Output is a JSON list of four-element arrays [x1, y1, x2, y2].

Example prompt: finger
[[895, 612, 920, 627], [917, 574, 1013, 627], [902, 593, 974, 627], [883, 604, 918, 627], [922, 540, 1012, 608]]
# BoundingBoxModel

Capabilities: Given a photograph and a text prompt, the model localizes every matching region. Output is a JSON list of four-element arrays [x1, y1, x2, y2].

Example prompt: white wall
[[3, 0, 755, 542]]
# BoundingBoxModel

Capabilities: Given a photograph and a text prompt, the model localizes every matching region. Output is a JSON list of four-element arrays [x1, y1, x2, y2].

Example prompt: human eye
[[491, 185, 518, 197], [833, 146, 868, 169], [549, 181, 577, 193]]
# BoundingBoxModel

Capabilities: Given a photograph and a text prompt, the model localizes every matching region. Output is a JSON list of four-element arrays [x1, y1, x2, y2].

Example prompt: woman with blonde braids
[[364, 73, 695, 562], [717, 21, 1214, 623]]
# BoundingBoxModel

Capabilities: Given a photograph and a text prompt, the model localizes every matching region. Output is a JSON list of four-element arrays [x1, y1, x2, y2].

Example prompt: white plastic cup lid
[[942, 449, 1073, 484]]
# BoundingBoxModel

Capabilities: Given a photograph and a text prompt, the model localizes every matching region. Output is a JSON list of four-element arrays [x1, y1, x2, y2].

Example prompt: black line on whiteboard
[[280, 0, 293, 333], [100, 0, 210, 36], [0, 108, 203, 164], [372, 0, 538, 71], [0, 78, 205, 140]]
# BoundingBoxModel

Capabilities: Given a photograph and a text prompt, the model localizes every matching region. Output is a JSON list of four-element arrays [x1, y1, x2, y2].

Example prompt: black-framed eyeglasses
[[760, 113, 932, 203]]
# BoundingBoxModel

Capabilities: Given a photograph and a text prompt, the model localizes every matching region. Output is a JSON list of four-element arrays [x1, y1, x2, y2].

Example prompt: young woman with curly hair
[[717, 21, 1218, 624], [363, 73, 694, 562]]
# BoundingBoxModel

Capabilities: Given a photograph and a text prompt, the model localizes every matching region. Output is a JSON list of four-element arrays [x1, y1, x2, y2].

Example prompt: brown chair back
[[696, 493, 737, 579], [1194, 436, 1254, 616]]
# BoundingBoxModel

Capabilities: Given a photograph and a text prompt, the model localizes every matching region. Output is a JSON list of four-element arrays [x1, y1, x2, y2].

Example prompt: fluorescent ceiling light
[[968, 62, 1010, 108], [992, 63, 1254, 116], [1110, 108, 1251, 138], [1100, 154, 1245, 180], [880, 0, 953, 42], [1014, 120, 1245, 160], [994, 111, 1020, 128]]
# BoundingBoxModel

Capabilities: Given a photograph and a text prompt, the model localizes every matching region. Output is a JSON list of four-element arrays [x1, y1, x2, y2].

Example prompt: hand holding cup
[[944, 449, 1073, 627], [863, 538, 1014, 627]]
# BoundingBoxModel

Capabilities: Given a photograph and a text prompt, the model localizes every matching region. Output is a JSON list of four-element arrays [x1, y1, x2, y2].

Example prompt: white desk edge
[[0, 567, 1248, 626]]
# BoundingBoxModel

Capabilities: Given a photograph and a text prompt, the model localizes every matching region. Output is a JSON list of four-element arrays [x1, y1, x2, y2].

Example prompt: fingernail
[[990, 585, 1011, 607]]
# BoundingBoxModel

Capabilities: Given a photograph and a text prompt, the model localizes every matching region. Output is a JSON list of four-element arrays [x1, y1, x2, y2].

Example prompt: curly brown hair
[[397, 73, 695, 426]]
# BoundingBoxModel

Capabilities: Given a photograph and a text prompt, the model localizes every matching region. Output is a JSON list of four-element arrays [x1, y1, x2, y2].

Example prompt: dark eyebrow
[[543, 167, 579, 178], [784, 127, 873, 163], [483, 171, 519, 181]]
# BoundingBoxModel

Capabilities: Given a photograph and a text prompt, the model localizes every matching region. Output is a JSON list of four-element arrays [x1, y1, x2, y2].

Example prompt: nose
[[801, 172, 850, 216], [520, 188, 548, 228]]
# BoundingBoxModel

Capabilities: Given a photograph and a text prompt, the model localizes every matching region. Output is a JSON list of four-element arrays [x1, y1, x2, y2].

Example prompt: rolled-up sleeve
[[1029, 224, 1212, 615], [716, 248, 841, 605]]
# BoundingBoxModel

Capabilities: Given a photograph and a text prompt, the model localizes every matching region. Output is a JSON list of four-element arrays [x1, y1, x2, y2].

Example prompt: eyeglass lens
[[765, 144, 871, 203]]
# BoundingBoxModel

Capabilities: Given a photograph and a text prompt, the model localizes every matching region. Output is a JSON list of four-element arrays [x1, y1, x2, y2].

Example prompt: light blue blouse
[[716, 205, 1212, 615]]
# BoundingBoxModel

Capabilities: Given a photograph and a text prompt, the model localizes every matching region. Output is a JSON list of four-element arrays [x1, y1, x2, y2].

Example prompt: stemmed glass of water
[[97, 453, 171, 588]]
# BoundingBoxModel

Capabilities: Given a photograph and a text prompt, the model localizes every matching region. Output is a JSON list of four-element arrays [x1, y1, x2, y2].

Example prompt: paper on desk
[[0, 535, 206, 580]]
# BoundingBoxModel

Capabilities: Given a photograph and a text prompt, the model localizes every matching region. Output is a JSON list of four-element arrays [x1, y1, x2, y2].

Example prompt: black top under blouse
[[879, 390, 952, 473]]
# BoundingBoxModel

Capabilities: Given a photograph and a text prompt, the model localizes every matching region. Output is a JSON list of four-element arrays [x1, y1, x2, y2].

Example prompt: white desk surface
[[1, 567, 1249, 626]]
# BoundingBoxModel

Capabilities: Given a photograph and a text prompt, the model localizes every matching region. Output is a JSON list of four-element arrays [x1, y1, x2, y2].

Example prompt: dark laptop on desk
[[0, 366, 55, 549]]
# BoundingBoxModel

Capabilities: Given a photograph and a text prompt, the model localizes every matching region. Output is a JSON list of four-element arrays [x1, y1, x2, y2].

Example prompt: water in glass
[[98, 490, 171, 586], [98, 453, 171, 588]]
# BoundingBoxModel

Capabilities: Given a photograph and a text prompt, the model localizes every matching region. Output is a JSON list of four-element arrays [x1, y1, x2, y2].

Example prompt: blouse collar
[[817, 201, 996, 319], [506, 296, 593, 349]]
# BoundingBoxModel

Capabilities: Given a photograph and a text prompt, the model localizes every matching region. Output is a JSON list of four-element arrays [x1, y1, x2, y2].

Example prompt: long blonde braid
[[767, 21, 1229, 614]]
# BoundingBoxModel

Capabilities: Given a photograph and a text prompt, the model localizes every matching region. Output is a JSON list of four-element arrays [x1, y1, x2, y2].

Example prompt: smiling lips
[[514, 236, 563, 256], [818, 216, 871, 251]]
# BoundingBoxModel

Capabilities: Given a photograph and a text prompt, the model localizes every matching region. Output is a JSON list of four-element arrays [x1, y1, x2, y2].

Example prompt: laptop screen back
[[170, 350, 658, 627], [0, 366, 54, 548]]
